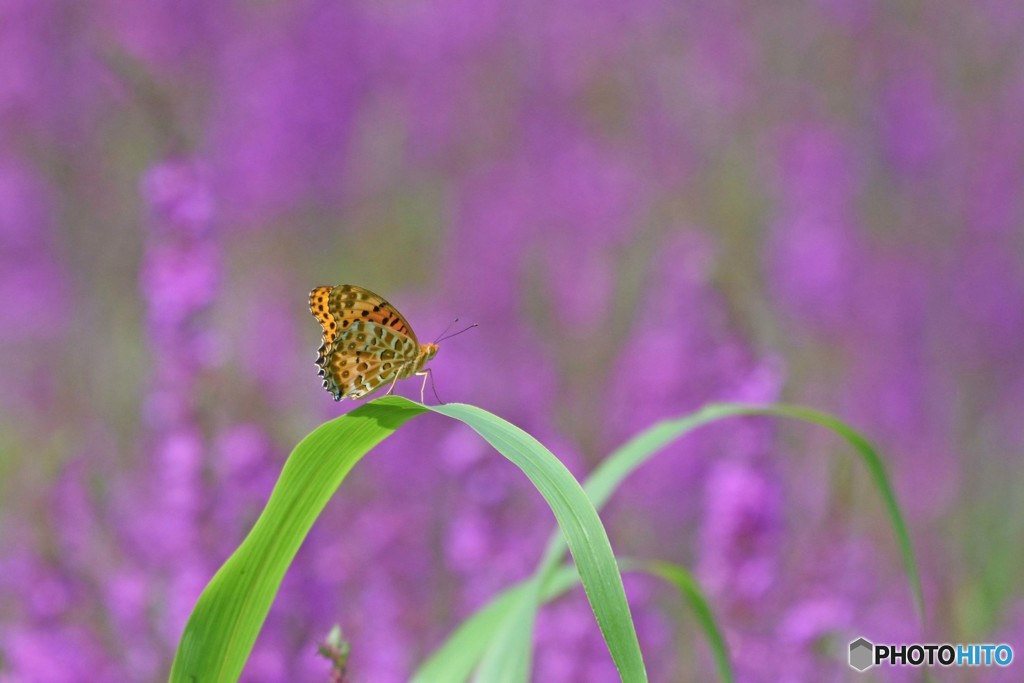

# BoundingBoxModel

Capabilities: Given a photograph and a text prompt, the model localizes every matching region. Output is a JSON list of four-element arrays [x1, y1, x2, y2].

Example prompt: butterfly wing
[[327, 284, 418, 344], [309, 285, 337, 340], [323, 321, 421, 400], [309, 286, 340, 385]]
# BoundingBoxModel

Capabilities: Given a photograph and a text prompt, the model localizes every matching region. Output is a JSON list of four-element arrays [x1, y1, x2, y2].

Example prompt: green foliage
[[170, 399, 425, 683], [620, 560, 733, 683], [170, 397, 646, 683], [413, 561, 734, 683], [414, 402, 924, 681], [170, 399, 922, 683]]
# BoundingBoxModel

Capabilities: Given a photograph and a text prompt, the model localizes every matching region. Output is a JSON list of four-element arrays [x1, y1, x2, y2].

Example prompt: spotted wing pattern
[[309, 286, 338, 379], [309, 284, 430, 401], [323, 320, 420, 400], [327, 284, 417, 343]]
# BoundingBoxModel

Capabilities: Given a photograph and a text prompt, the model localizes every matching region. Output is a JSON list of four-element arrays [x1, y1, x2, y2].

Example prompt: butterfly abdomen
[[400, 352, 426, 378]]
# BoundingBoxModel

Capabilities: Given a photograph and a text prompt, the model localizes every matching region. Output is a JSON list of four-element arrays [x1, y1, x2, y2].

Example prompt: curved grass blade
[[170, 399, 427, 683], [538, 403, 924, 620], [412, 569, 580, 683], [417, 560, 733, 683], [619, 560, 734, 683], [425, 401, 646, 683], [171, 397, 646, 683], [411, 581, 542, 683], [471, 577, 543, 683], [707, 404, 924, 621], [415, 402, 924, 681]]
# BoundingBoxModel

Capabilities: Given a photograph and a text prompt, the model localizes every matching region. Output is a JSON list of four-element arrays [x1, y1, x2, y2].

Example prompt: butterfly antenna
[[436, 323, 478, 343], [433, 318, 459, 344]]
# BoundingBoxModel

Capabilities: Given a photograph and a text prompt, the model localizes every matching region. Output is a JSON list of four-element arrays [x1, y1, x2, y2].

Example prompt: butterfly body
[[309, 284, 438, 401]]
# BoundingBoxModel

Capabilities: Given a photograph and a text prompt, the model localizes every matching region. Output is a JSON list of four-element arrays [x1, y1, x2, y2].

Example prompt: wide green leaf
[[170, 397, 647, 682], [170, 399, 427, 682], [428, 402, 646, 683], [415, 402, 924, 680]]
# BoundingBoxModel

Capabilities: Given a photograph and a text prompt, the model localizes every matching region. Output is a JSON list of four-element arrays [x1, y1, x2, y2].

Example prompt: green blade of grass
[[170, 397, 647, 683], [427, 401, 646, 683], [708, 403, 924, 621], [417, 560, 734, 683], [412, 568, 583, 683], [412, 581, 541, 683], [540, 402, 923, 619], [619, 560, 734, 683], [471, 577, 544, 683], [170, 399, 427, 683], [414, 402, 924, 681]]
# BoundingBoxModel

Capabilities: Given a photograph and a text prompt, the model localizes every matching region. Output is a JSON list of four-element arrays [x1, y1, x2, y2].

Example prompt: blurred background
[[1, 0, 1023, 681]]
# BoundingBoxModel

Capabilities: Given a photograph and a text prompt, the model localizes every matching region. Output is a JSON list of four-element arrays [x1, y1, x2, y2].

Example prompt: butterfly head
[[421, 342, 439, 361]]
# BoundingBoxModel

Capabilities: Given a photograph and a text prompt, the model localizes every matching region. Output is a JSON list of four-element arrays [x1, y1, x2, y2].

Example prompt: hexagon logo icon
[[849, 637, 875, 671]]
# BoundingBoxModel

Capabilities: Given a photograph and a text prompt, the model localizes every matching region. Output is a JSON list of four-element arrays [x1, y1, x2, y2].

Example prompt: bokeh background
[[2, 1, 1023, 681]]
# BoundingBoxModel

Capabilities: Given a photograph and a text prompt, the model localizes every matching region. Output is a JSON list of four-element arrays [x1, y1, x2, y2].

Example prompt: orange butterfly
[[309, 284, 442, 402]]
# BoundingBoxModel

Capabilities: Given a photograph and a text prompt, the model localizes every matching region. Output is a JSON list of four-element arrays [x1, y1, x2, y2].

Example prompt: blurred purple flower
[[766, 125, 865, 331], [0, 0, 105, 143], [2, 625, 123, 683], [878, 60, 953, 174], [1, 2, 1023, 681], [949, 242, 1024, 360], [141, 161, 215, 237], [105, 0, 229, 72], [699, 461, 782, 604], [768, 211, 862, 328], [210, 2, 361, 225], [0, 163, 68, 343]]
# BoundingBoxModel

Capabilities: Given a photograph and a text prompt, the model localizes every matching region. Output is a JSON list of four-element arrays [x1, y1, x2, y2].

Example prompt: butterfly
[[309, 284, 441, 402]]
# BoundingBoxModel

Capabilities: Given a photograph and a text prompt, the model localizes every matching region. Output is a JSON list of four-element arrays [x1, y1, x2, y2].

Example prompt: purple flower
[[699, 461, 782, 604], [141, 161, 215, 237], [0, 0, 105, 142], [0, 162, 68, 343], [878, 59, 953, 175]]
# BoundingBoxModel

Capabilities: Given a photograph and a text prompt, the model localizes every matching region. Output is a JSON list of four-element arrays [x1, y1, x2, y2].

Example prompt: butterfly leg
[[416, 368, 444, 405], [416, 371, 429, 404], [384, 372, 402, 396]]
